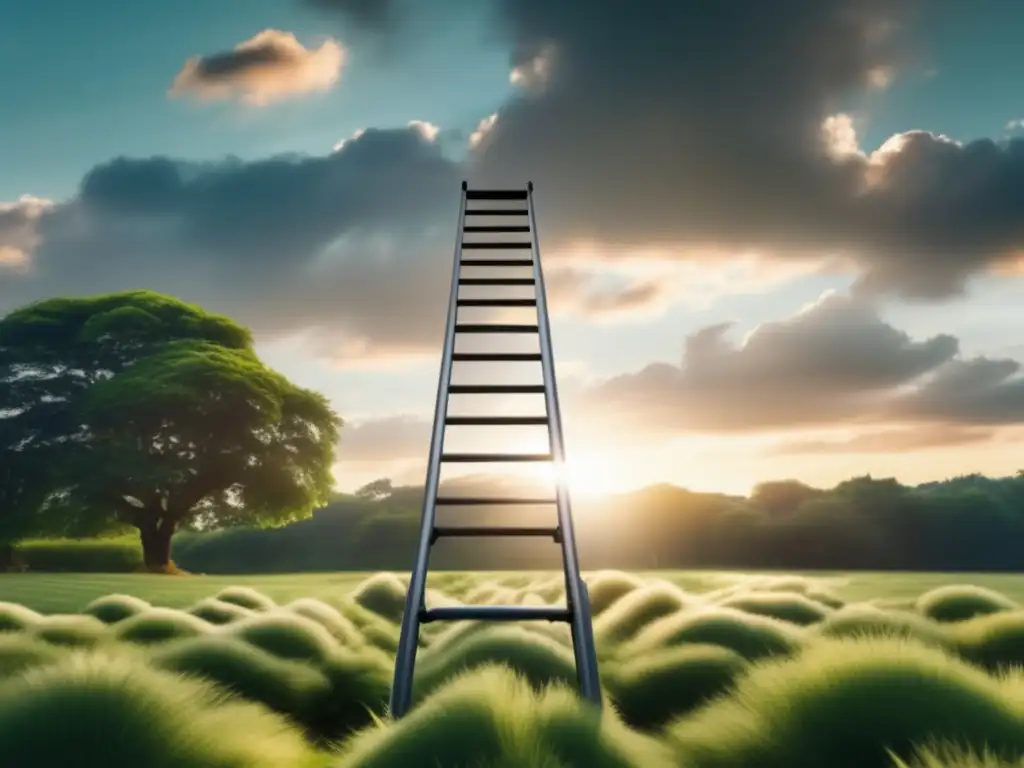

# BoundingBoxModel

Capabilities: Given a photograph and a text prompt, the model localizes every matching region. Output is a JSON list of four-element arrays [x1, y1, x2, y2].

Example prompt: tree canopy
[[0, 290, 341, 570]]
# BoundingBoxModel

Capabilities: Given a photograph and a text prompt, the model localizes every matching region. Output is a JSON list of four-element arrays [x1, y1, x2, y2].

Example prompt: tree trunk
[[138, 514, 176, 572]]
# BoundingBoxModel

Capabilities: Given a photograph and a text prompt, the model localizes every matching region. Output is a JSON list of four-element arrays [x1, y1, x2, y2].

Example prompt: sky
[[3, 0, 1024, 497]]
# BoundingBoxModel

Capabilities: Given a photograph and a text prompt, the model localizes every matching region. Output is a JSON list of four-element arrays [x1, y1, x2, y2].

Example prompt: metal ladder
[[388, 180, 602, 718]]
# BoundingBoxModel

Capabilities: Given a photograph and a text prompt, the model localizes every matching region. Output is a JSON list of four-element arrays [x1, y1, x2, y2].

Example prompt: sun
[[524, 451, 627, 499]]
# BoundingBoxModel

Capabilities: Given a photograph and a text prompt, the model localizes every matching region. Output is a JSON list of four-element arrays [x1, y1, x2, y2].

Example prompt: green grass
[[4, 569, 1024, 765]]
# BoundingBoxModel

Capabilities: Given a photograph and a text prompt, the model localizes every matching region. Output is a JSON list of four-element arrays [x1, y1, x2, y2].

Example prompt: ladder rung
[[448, 384, 545, 394], [445, 415, 548, 425], [434, 496, 557, 506], [432, 526, 560, 542], [420, 605, 571, 623], [455, 323, 538, 333], [441, 453, 552, 462], [464, 208, 528, 216], [451, 353, 542, 361], [458, 278, 534, 286], [465, 190, 528, 200], [462, 242, 533, 249], [464, 225, 530, 233], [460, 259, 533, 267], [456, 299, 537, 307]]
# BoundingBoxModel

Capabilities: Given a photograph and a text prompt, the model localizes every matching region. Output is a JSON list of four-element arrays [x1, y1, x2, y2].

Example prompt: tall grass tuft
[[0, 651, 321, 767], [113, 608, 214, 646], [213, 586, 277, 612], [230, 611, 340, 664], [626, 606, 805, 662], [413, 626, 580, 702], [0, 601, 41, 632], [187, 597, 254, 625], [608, 644, 748, 731], [351, 573, 411, 623], [334, 665, 676, 768], [593, 583, 694, 648], [916, 585, 1018, 624], [30, 614, 109, 648], [717, 591, 832, 626], [668, 638, 1024, 768], [83, 593, 152, 624], [0, 634, 68, 679]]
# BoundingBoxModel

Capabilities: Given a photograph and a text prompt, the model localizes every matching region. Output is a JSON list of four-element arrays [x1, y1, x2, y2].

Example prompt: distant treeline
[[164, 473, 1024, 574]]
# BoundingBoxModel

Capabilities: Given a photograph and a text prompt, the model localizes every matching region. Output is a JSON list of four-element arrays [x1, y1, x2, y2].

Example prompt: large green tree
[[0, 291, 341, 570]]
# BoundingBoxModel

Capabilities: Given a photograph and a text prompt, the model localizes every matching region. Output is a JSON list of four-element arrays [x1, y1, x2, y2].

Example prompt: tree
[[355, 478, 394, 501], [0, 291, 342, 570]]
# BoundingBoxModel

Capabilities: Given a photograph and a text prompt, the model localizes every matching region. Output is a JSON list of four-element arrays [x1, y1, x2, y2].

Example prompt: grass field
[[13, 568, 1024, 614], [4, 569, 1024, 766]]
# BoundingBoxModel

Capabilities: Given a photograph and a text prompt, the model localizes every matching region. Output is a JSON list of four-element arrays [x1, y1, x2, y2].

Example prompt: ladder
[[388, 181, 602, 718]]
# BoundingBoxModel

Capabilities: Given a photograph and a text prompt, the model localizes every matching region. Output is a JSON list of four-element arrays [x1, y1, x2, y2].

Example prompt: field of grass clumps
[[5, 572, 1024, 765]]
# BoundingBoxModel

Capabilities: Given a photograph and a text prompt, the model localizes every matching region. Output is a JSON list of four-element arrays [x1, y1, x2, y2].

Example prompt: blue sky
[[3, 0, 1024, 495]]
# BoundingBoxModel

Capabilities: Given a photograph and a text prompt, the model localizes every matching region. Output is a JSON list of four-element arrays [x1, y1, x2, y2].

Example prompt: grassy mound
[[0, 634, 68, 679], [462, 580, 505, 605], [817, 605, 952, 649], [710, 576, 846, 610], [627, 607, 805, 662], [315, 648, 393, 737], [951, 610, 1024, 672], [187, 597, 254, 625], [0, 601, 41, 632], [149, 635, 332, 726], [230, 611, 340, 664], [29, 614, 109, 648], [284, 598, 364, 647], [586, 571, 646, 615], [0, 652, 320, 767], [593, 583, 693, 648], [413, 626, 579, 702], [668, 638, 1024, 768], [113, 608, 214, 646], [335, 666, 675, 768], [350, 573, 409, 623], [916, 586, 1018, 624], [609, 644, 748, 731], [83, 593, 152, 624], [214, 586, 277, 612], [717, 591, 832, 626]]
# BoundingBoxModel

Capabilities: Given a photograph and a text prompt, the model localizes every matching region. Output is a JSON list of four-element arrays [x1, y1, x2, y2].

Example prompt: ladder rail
[[526, 181, 603, 707], [388, 182, 468, 718], [388, 181, 602, 718]]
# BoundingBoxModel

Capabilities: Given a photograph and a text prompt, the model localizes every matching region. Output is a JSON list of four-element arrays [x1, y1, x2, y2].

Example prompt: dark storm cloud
[[1, 126, 461, 357], [462, 0, 1024, 298], [581, 291, 1024, 433]]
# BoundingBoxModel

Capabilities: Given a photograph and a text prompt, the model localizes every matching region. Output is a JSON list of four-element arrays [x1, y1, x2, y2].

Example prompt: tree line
[[167, 473, 1024, 574]]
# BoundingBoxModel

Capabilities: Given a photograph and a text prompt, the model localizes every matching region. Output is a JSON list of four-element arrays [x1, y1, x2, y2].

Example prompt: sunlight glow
[[524, 452, 632, 499]]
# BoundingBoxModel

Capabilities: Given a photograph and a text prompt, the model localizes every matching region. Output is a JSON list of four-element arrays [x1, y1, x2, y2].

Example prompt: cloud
[[170, 29, 345, 106], [468, 113, 498, 149], [303, 0, 397, 33], [465, 0, 1024, 299], [0, 126, 460, 360], [0, 123, 641, 364], [582, 290, 1024, 434], [0, 196, 52, 273], [767, 425, 993, 455]]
